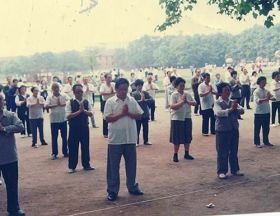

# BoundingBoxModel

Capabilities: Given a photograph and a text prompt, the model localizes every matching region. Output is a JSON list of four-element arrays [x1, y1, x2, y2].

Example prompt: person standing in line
[[15, 85, 31, 138], [250, 71, 258, 102], [214, 82, 244, 179], [7, 79, 19, 113], [132, 79, 153, 147], [253, 76, 274, 148], [0, 94, 25, 216], [83, 77, 98, 128], [191, 69, 202, 116], [63, 76, 74, 100], [45, 83, 68, 160], [104, 78, 144, 201], [170, 77, 196, 162], [3, 77, 12, 111], [240, 68, 252, 109], [198, 73, 217, 136], [271, 71, 280, 127], [99, 73, 115, 138], [166, 76, 177, 109], [66, 84, 95, 173], [163, 71, 172, 111], [143, 73, 159, 121], [27, 87, 48, 148], [40, 80, 49, 113]]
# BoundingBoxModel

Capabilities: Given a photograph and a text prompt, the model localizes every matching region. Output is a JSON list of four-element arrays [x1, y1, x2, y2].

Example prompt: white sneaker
[[271, 124, 277, 128], [68, 169, 76, 174], [202, 133, 209, 136], [0, 179, 2, 185], [136, 143, 139, 147], [218, 173, 227, 179]]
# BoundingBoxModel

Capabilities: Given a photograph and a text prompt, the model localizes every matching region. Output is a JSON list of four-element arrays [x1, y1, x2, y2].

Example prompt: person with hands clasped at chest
[[170, 77, 196, 162], [27, 87, 48, 148], [198, 73, 217, 136], [253, 76, 275, 148], [214, 83, 245, 180], [45, 83, 68, 160], [104, 78, 144, 202], [66, 84, 95, 173]]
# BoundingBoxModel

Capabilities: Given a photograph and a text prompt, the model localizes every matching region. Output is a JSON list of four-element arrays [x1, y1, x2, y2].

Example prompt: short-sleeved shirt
[[83, 84, 96, 104], [254, 87, 270, 114], [198, 82, 214, 110], [170, 90, 195, 121], [27, 95, 45, 119], [104, 96, 144, 145], [45, 95, 67, 123], [99, 83, 115, 101], [143, 82, 159, 99], [239, 73, 250, 85], [271, 80, 280, 101]]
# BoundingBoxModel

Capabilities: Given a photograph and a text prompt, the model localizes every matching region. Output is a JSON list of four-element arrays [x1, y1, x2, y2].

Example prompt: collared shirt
[[143, 82, 159, 99], [0, 110, 24, 165], [63, 83, 74, 100], [65, 98, 93, 118], [239, 73, 250, 85], [99, 82, 115, 101], [214, 97, 243, 117], [254, 87, 270, 114], [45, 94, 67, 123], [27, 95, 45, 119], [198, 82, 215, 110], [250, 76, 258, 89], [104, 95, 144, 145], [83, 83, 96, 104], [271, 80, 280, 101], [170, 90, 195, 121]]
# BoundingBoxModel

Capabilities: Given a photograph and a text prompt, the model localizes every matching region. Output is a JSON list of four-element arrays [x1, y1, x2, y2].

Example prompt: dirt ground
[[1, 98, 280, 216]]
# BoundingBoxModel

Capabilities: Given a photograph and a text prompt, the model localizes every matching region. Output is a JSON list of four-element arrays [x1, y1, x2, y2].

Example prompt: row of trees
[[1, 24, 280, 75]]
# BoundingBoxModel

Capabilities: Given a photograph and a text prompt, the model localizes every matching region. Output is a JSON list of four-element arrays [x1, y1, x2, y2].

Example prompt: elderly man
[[0, 94, 25, 216]]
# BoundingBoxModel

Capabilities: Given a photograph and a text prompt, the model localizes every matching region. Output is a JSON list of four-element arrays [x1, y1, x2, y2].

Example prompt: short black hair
[[252, 71, 257, 76], [12, 79, 18, 83], [174, 77, 185, 87], [115, 78, 129, 89], [231, 70, 237, 77], [134, 79, 144, 87], [217, 82, 230, 95], [202, 73, 210, 79], [104, 73, 111, 79], [72, 84, 83, 92], [18, 85, 26, 93], [170, 76, 177, 83], [272, 71, 279, 79], [147, 72, 153, 76], [31, 87, 38, 92], [67, 76, 72, 80], [257, 76, 266, 85]]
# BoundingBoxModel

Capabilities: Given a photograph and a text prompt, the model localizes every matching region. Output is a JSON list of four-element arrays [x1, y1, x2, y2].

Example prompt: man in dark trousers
[[66, 84, 95, 173], [0, 94, 25, 216]]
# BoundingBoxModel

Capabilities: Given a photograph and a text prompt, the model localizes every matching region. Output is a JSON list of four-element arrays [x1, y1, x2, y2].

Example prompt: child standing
[[214, 82, 244, 179], [170, 77, 196, 162]]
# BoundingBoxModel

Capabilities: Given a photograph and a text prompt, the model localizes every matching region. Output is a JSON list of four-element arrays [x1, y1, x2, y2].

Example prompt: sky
[[0, 0, 280, 58]]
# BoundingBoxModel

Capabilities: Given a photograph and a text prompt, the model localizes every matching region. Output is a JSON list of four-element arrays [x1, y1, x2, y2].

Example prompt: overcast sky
[[0, 0, 279, 57]]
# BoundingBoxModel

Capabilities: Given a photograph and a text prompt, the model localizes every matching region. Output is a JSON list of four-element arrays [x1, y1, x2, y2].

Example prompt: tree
[[157, 0, 280, 31]]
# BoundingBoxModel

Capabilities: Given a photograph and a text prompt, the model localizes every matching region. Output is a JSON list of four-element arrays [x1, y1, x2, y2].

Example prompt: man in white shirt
[[45, 83, 68, 160], [271, 71, 280, 127], [143, 73, 159, 121], [27, 87, 48, 148], [240, 68, 251, 109], [83, 77, 98, 128], [63, 76, 74, 100], [104, 78, 144, 202], [198, 73, 217, 136], [163, 71, 171, 110], [99, 73, 115, 138]]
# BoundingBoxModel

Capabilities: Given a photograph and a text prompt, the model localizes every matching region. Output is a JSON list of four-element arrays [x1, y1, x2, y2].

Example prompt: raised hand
[[231, 100, 238, 110], [141, 92, 145, 101], [79, 101, 85, 112]]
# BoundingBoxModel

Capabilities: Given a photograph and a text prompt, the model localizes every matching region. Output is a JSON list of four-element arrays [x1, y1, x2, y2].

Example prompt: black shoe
[[173, 153, 179, 162], [8, 209, 25, 216], [41, 142, 48, 145], [129, 189, 144, 196], [144, 142, 152, 145], [84, 166, 95, 171], [247, 107, 252, 110], [107, 193, 117, 201], [264, 143, 274, 147], [184, 154, 194, 160]]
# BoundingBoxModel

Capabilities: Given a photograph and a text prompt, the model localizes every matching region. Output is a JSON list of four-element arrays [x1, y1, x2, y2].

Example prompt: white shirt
[[271, 80, 280, 101], [250, 76, 258, 89], [163, 76, 170, 88], [15, 94, 28, 106], [99, 83, 115, 101], [239, 73, 250, 85], [27, 95, 45, 119], [143, 82, 159, 99], [83, 83, 96, 104], [254, 87, 270, 114], [104, 96, 144, 145], [170, 91, 195, 120], [45, 95, 67, 123], [63, 83, 74, 100], [198, 82, 215, 110]]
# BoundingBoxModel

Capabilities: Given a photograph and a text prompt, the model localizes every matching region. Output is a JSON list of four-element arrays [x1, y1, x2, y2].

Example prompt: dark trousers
[[68, 126, 90, 169], [18, 114, 31, 135], [51, 122, 68, 156], [271, 101, 280, 124], [216, 130, 240, 174], [149, 99, 156, 121], [201, 108, 215, 134], [107, 144, 139, 195], [254, 113, 270, 145], [0, 162, 20, 214], [102, 100, 108, 136], [30, 118, 45, 146], [241, 85, 251, 108], [136, 118, 149, 144], [194, 93, 200, 114]]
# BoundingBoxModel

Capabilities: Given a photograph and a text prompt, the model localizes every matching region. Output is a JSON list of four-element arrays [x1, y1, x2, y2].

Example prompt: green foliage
[[157, 0, 280, 31]]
